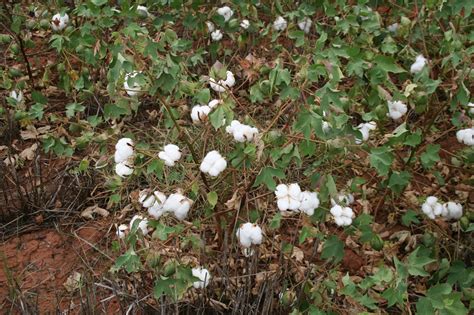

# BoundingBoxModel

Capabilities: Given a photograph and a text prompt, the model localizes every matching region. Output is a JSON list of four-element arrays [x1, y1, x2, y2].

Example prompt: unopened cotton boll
[[116, 224, 128, 239], [330, 205, 354, 226], [9, 90, 23, 103], [236, 222, 263, 248], [115, 162, 134, 177], [299, 191, 320, 216], [442, 202, 463, 220], [298, 17, 312, 33], [158, 144, 181, 166], [240, 19, 250, 29], [225, 120, 259, 142], [192, 267, 211, 289], [51, 13, 69, 31], [200, 150, 227, 177], [355, 122, 376, 144], [387, 100, 408, 120], [130, 215, 149, 235], [273, 16, 287, 31], [421, 196, 443, 219], [191, 105, 211, 123], [211, 29, 223, 41], [275, 183, 302, 211], [410, 55, 427, 74], [456, 128, 474, 146], [162, 193, 193, 220], [124, 72, 141, 96], [217, 6, 233, 22]]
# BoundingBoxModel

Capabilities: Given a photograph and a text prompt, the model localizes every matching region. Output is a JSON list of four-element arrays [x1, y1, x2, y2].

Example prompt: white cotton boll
[[341, 207, 353, 218], [130, 215, 149, 235], [147, 192, 167, 219], [275, 183, 301, 212], [421, 196, 443, 220], [158, 144, 182, 166], [240, 19, 250, 30], [136, 5, 149, 17], [442, 202, 463, 220], [275, 184, 289, 198], [51, 13, 69, 31], [299, 191, 320, 216], [330, 205, 353, 226], [334, 216, 345, 226], [322, 121, 331, 133], [9, 90, 23, 103], [124, 72, 141, 96], [456, 128, 474, 146], [467, 102, 474, 115], [139, 191, 156, 208], [330, 205, 343, 217], [114, 138, 134, 163], [249, 224, 263, 245], [433, 203, 444, 216], [236, 223, 262, 248], [225, 120, 259, 142], [115, 162, 134, 177], [191, 105, 211, 123], [341, 216, 353, 226], [298, 17, 312, 34], [277, 198, 290, 212], [387, 101, 408, 120], [355, 122, 376, 144], [273, 16, 287, 31], [116, 224, 128, 239], [211, 29, 223, 41], [217, 6, 233, 22], [288, 184, 302, 199], [206, 21, 215, 33], [192, 267, 211, 289], [163, 193, 193, 220], [200, 150, 227, 177], [209, 78, 225, 93], [410, 55, 427, 74], [223, 71, 236, 87], [208, 99, 221, 109], [387, 23, 399, 33]]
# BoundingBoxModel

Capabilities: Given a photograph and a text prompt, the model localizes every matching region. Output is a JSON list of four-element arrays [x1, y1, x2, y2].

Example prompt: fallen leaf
[[291, 246, 304, 262], [63, 271, 82, 292], [80, 205, 110, 219], [19, 143, 38, 160]]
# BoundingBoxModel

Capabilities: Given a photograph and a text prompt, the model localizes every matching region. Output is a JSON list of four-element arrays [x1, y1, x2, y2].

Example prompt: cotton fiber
[[200, 150, 227, 177]]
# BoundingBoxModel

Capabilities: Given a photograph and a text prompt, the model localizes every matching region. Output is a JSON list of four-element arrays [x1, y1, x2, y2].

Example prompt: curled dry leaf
[[225, 189, 242, 211], [20, 125, 51, 140], [19, 143, 38, 161], [63, 271, 82, 292], [291, 246, 304, 262], [80, 205, 110, 220]]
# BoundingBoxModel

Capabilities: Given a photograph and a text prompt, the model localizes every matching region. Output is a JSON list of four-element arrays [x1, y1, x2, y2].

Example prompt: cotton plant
[[9, 90, 23, 103], [51, 13, 69, 31], [355, 121, 377, 144], [192, 267, 211, 289], [273, 16, 287, 31], [209, 71, 236, 92], [225, 120, 259, 142], [130, 215, 149, 235], [200, 150, 227, 177], [236, 222, 263, 248], [217, 6, 233, 22], [114, 138, 135, 177], [387, 100, 408, 120], [123, 71, 142, 96], [330, 204, 354, 226], [298, 17, 312, 34], [240, 19, 250, 30], [410, 55, 427, 74], [456, 128, 474, 146], [158, 144, 182, 166], [162, 192, 193, 220]]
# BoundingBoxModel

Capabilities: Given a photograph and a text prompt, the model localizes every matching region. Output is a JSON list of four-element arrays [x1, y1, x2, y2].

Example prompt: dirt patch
[[0, 221, 114, 313]]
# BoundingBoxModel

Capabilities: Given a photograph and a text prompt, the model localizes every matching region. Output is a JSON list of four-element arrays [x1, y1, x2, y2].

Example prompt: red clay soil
[[0, 221, 118, 314]]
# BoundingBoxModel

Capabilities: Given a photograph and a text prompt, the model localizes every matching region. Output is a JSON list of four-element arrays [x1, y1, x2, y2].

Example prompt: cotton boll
[[387, 23, 399, 33], [147, 192, 167, 219], [442, 202, 463, 220], [274, 183, 301, 212], [387, 101, 408, 120], [330, 204, 354, 226], [206, 21, 215, 33], [223, 71, 236, 87], [275, 184, 289, 198], [114, 138, 134, 163], [249, 224, 263, 245], [299, 191, 320, 216], [355, 122, 376, 144], [9, 90, 23, 103], [136, 5, 149, 17], [200, 150, 227, 177], [51, 13, 69, 31], [130, 215, 149, 235], [139, 191, 156, 208], [208, 99, 221, 109], [192, 267, 211, 289], [163, 193, 193, 220], [456, 128, 474, 146], [322, 121, 331, 133], [124, 72, 141, 96], [225, 120, 259, 142], [191, 105, 211, 123], [236, 223, 262, 248], [421, 196, 443, 219], [467, 102, 474, 115], [211, 29, 223, 41], [116, 224, 128, 239], [410, 55, 427, 74], [115, 162, 134, 177], [298, 17, 312, 34], [209, 78, 226, 92], [209, 71, 236, 92], [273, 16, 287, 31], [330, 205, 343, 217], [158, 144, 182, 166], [240, 19, 250, 29], [217, 6, 233, 22]]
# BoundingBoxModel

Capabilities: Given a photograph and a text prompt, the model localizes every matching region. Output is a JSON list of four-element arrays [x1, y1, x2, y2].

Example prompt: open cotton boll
[[387, 100, 408, 120], [147, 192, 167, 218], [200, 150, 227, 177], [162, 193, 193, 220], [387, 23, 399, 33], [124, 72, 142, 96], [211, 29, 223, 41], [209, 71, 236, 92], [158, 144, 182, 166], [236, 222, 263, 248], [421, 196, 443, 219], [191, 105, 211, 123], [331, 193, 354, 206], [355, 122, 376, 144], [442, 202, 463, 220], [51, 13, 69, 31], [208, 99, 221, 109], [114, 138, 134, 163], [223, 71, 236, 87], [456, 128, 474, 146], [298, 17, 312, 34], [225, 120, 259, 142], [116, 224, 128, 239], [275, 183, 302, 211], [139, 190, 157, 208], [217, 6, 233, 22], [322, 121, 331, 133], [410, 55, 427, 74], [130, 215, 149, 235], [468, 102, 474, 115], [273, 16, 287, 31], [240, 19, 250, 29], [206, 21, 215, 33], [9, 90, 23, 103], [136, 5, 149, 17], [299, 191, 320, 216], [330, 205, 354, 226], [115, 162, 134, 177], [192, 267, 211, 289]]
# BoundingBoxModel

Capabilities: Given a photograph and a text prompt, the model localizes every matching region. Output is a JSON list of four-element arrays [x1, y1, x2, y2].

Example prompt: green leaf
[[388, 171, 411, 194], [207, 191, 218, 208], [209, 106, 225, 129], [146, 159, 164, 179], [401, 210, 420, 226], [370, 146, 394, 176], [374, 55, 406, 73], [253, 167, 285, 191], [420, 144, 440, 169], [407, 247, 435, 276], [31, 90, 48, 104], [65, 102, 85, 118], [321, 236, 344, 263], [112, 248, 141, 273], [269, 212, 282, 230]]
